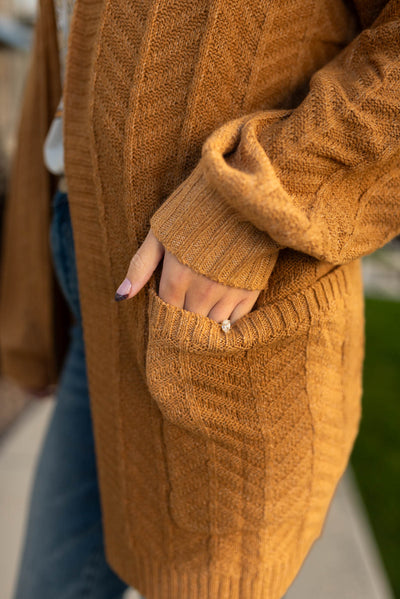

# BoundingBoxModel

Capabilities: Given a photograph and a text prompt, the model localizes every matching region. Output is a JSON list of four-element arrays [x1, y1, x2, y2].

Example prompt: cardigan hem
[[106, 536, 313, 599]]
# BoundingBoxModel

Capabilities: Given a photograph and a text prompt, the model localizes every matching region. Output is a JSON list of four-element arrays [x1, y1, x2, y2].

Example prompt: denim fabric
[[12, 189, 136, 599]]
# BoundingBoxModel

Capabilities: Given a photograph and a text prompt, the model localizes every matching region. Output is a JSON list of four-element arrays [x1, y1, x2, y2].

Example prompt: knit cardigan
[[1, 1, 400, 598]]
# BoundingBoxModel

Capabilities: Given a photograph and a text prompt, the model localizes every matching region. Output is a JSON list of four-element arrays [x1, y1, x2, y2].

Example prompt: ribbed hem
[[146, 259, 349, 351], [107, 536, 312, 599], [149, 161, 282, 291]]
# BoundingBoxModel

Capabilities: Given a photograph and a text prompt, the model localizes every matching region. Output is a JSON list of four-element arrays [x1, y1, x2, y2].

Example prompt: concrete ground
[[0, 395, 394, 599]]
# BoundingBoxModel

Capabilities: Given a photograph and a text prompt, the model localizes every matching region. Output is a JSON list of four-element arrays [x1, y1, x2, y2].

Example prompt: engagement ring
[[221, 319, 231, 333]]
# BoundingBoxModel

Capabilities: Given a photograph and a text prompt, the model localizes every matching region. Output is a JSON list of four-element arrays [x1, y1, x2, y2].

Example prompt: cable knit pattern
[[150, 1, 400, 287], [1, 0, 399, 598]]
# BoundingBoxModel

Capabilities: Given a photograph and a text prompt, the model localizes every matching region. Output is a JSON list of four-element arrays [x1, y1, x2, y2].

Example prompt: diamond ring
[[221, 319, 231, 333]]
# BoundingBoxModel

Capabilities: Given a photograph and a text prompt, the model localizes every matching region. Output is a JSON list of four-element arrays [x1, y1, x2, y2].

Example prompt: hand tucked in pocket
[[114, 228, 261, 325]]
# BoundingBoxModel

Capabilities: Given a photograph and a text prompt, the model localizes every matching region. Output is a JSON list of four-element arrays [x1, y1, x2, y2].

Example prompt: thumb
[[114, 229, 164, 301]]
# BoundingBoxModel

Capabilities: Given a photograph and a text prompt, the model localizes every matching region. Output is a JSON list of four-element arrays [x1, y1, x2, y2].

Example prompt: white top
[[43, 0, 76, 189]]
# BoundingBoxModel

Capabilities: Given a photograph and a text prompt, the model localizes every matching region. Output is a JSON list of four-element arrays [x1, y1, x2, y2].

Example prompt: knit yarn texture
[[1, 0, 400, 598]]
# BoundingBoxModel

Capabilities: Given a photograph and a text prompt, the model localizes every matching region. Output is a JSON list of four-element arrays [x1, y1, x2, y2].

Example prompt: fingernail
[[115, 278, 132, 301]]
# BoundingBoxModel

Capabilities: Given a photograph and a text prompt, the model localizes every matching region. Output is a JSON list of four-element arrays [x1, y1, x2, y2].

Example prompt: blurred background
[[0, 1, 399, 598]]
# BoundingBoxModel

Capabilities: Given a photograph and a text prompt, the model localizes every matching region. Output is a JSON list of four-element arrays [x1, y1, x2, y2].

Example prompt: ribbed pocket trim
[[147, 262, 350, 351]]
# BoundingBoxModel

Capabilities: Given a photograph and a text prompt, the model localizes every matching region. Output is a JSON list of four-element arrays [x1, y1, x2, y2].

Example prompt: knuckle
[[198, 276, 221, 298], [201, 275, 218, 291], [129, 251, 146, 271], [196, 286, 212, 304], [159, 278, 182, 302]]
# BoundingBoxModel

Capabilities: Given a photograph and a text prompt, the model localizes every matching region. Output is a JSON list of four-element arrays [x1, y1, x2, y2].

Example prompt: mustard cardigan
[[1, 0, 399, 597]]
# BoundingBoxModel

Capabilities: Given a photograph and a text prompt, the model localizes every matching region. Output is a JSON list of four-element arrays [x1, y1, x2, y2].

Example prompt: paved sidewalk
[[0, 396, 394, 599]]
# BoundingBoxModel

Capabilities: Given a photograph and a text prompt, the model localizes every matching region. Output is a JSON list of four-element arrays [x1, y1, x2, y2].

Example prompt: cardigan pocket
[[144, 262, 358, 537]]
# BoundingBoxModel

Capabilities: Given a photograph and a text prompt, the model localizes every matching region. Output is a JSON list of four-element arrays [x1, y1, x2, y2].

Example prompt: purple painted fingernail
[[115, 278, 132, 301]]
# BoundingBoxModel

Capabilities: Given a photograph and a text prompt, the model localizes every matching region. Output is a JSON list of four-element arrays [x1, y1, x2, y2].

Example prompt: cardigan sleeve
[[149, 0, 400, 291]]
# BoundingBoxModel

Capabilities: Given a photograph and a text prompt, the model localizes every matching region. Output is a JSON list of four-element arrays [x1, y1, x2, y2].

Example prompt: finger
[[183, 278, 226, 317], [228, 295, 259, 324], [207, 297, 240, 323], [115, 229, 164, 301], [158, 250, 191, 309]]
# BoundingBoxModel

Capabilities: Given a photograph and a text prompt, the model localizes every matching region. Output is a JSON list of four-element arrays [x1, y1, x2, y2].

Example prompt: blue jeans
[[12, 189, 138, 599]]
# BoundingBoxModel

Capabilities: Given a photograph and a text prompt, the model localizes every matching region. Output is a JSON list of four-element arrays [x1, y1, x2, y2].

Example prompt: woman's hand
[[115, 229, 261, 325]]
